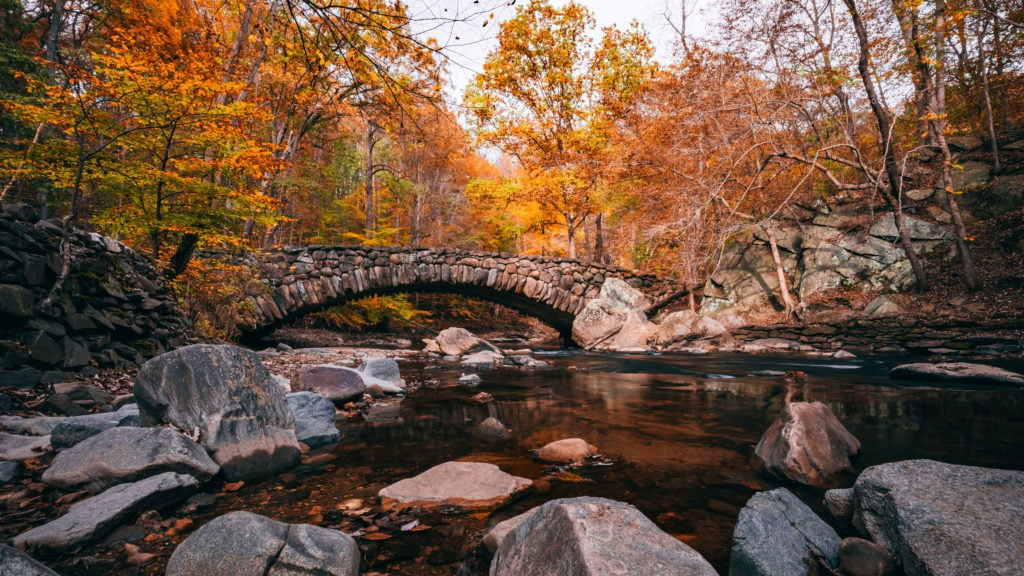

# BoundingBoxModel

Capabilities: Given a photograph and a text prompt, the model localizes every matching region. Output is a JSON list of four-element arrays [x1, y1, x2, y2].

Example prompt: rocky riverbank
[[2, 331, 1023, 575]]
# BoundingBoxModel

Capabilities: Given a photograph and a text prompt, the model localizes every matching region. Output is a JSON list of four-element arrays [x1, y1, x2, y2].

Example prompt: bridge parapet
[[232, 246, 682, 337]]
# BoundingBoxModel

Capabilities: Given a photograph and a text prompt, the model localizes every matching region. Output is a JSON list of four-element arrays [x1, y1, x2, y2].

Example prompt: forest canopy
[[1, 0, 1021, 332]]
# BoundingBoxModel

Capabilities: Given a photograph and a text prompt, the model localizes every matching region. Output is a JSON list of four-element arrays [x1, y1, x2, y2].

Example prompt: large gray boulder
[[0, 544, 61, 575], [134, 344, 301, 480], [286, 392, 340, 448], [13, 472, 198, 553], [379, 461, 532, 512], [889, 362, 1024, 386], [753, 401, 860, 487], [42, 426, 218, 493], [572, 278, 654, 351], [852, 459, 1024, 576], [729, 488, 841, 576], [297, 364, 367, 402], [165, 511, 359, 576], [491, 497, 718, 576]]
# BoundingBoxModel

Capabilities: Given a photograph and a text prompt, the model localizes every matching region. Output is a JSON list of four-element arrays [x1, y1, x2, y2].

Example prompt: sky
[[407, 0, 710, 104]]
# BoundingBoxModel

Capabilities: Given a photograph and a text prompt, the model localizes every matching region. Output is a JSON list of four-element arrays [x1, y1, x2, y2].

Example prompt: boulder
[[358, 358, 406, 393], [946, 135, 983, 152], [0, 461, 20, 484], [863, 295, 904, 318], [474, 417, 510, 441], [507, 355, 549, 368], [889, 362, 1024, 386], [429, 327, 503, 357], [166, 511, 359, 576], [0, 544, 61, 576], [1, 405, 137, 437], [572, 278, 654, 351], [0, 284, 34, 318], [483, 506, 543, 553], [13, 472, 198, 553], [729, 488, 841, 576], [753, 401, 860, 487], [868, 213, 951, 242], [297, 364, 367, 402], [378, 461, 532, 511], [42, 426, 219, 493], [0, 432, 51, 462], [839, 537, 897, 576], [852, 459, 1024, 576], [286, 392, 340, 448], [134, 344, 301, 480], [491, 497, 718, 576], [653, 310, 698, 345], [459, 373, 482, 385], [535, 438, 597, 464], [50, 404, 140, 449], [824, 487, 856, 535], [461, 350, 505, 367], [950, 161, 992, 191]]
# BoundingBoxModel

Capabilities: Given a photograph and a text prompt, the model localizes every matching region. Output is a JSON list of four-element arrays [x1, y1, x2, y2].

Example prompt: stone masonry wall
[[0, 205, 189, 388]]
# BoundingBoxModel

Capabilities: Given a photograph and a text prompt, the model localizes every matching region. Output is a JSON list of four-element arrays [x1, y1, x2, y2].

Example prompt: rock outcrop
[[572, 278, 655, 350], [134, 344, 301, 480], [753, 401, 861, 487], [166, 511, 359, 576], [852, 459, 1024, 576], [491, 497, 719, 576]]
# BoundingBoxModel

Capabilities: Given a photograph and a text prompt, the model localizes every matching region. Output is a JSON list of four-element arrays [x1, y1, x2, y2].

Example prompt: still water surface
[[208, 352, 1024, 574]]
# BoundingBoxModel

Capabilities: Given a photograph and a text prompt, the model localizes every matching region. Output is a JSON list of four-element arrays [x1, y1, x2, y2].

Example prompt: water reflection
[[215, 352, 1024, 574]]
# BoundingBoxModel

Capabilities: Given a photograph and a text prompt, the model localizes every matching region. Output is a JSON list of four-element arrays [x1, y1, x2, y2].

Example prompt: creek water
[[196, 351, 1024, 575]]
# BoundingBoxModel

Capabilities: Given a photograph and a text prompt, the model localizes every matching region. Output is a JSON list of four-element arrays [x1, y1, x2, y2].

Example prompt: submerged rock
[[535, 438, 597, 464], [474, 417, 510, 441], [379, 461, 532, 511], [853, 459, 1024, 576], [491, 496, 718, 576], [14, 472, 198, 553], [166, 511, 359, 576], [753, 401, 860, 487], [42, 427, 218, 493], [134, 344, 300, 481], [729, 488, 841, 576], [889, 362, 1024, 386]]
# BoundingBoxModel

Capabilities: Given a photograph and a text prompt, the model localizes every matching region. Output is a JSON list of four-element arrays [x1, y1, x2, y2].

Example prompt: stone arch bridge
[[232, 246, 686, 340]]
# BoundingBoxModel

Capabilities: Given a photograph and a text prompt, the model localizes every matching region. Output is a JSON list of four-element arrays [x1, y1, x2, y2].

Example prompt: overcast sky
[[408, 0, 710, 104]]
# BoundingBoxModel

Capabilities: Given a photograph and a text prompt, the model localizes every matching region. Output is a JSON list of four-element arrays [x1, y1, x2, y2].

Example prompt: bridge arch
[[235, 246, 682, 341]]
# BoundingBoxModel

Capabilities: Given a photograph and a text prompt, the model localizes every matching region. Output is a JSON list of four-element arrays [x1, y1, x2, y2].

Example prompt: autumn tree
[[465, 0, 654, 260]]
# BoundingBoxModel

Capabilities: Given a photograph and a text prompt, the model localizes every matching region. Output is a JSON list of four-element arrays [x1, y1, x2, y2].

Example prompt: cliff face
[[0, 205, 189, 388], [699, 137, 1024, 325]]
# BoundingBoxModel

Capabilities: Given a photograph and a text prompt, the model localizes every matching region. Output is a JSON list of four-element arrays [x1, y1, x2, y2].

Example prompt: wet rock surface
[[297, 364, 367, 402], [889, 362, 1024, 386], [286, 391, 341, 448], [535, 438, 597, 464]]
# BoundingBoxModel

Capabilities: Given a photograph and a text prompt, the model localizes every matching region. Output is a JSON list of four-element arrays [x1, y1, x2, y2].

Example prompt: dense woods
[[1, 0, 1021, 332]]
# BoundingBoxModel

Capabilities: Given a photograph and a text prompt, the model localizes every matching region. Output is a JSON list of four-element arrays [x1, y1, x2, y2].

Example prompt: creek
[[154, 351, 1024, 575]]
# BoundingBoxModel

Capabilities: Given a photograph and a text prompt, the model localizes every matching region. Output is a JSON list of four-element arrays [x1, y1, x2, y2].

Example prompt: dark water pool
[[193, 352, 1024, 575]]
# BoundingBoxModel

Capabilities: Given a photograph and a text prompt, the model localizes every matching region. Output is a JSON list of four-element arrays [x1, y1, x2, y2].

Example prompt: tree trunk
[[843, 0, 930, 292], [593, 212, 608, 264], [762, 221, 798, 318], [933, 0, 980, 290], [364, 123, 379, 240], [974, 7, 1001, 173], [168, 233, 200, 279]]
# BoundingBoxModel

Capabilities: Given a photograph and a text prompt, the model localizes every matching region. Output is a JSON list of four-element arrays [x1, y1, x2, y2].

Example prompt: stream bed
[[55, 351, 1024, 575]]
